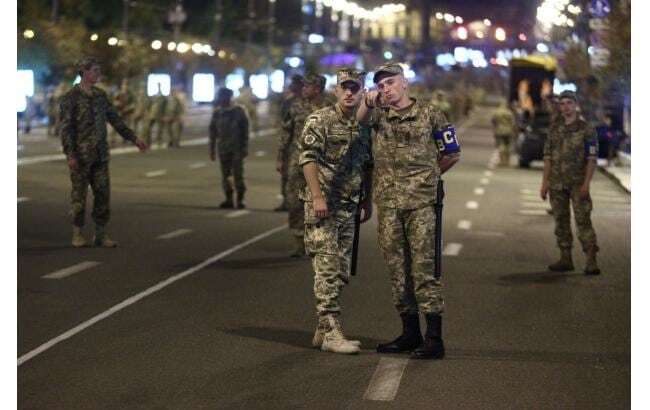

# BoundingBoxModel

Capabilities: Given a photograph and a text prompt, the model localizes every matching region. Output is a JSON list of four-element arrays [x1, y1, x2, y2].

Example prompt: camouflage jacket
[[277, 95, 328, 165], [543, 117, 598, 189], [148, 94, 167, 120], [209, 104, 249, 155], [164, 95, 185, 120], [368, 98, 455, 210], [59, 85, 137, 163], [298, 104, 373, 207], [492, 106, 516, 136]]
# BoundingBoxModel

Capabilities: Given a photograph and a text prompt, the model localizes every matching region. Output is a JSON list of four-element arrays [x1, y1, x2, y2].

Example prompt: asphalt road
[[17, 104, 630, 409]]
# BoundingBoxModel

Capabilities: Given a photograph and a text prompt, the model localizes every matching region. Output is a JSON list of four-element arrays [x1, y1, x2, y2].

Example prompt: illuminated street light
[[167, 42, 177, 51], [108, 37, 118, 46], [444, 13, 455, 23], [151, 40, 162, 50], [384, 51, 393, 59], [476, 31, 485, 39], [455, 16, 463, 24], [23, 29, 35, 39], [483, 19, 492, 26], [537, 43, 550, 53], [230, 53, 237, 60], [435, 12, 444, 20], [218, 50, 227, 59], [457, 27, 468, 40], [192, 43, 203, 54], [495, 27, 506, 41], [519, 33, 527, 41], [177, 42, 190, 53], [90, 33, 99, 41]]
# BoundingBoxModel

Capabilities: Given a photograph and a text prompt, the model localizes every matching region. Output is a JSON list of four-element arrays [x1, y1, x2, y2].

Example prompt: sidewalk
[[598, 152, 630, 193]]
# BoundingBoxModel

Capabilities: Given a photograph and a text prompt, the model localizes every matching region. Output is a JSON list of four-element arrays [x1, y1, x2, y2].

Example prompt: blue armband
[[585, 138, 597, 157], [433, 125, 461, 154]]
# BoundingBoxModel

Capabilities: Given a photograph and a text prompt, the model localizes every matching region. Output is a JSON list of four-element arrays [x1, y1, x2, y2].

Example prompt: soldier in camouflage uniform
[[358, 63, 461, 360], [299, 68, 373, 355], [540, 90, 600, 275], [164, 86, 186, 148], [59, 57, 148, 248], [491, 99, 517, 167], [109, 79, 136, 147], [279, 73, 329, 257], [132, 87, 150, 136], [209, 88, 249, 209], [274, 75, 304, 212], [143, 84, 167, 147], [431, 90, 452, 121]]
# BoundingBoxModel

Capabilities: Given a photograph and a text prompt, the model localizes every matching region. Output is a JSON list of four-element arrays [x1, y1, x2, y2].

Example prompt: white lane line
[[480, 178, 490, 185], [363, 358, 408, 401], [521, 202, 551, 208], [469, 231, 506, 237], [276, 194, 284, 200], [18, 224, 288, 366], [520, 189, 534, 195], [443, 243, 463, 256], [254, 150, 266, 157], [145, 170, 167, 178], [484, 171, 493, 177], [42, 261, 101, 280], [18, 197, 30, 203], [457, 220, 472, 230], [226, 210, 251, 218], [466, 201, 479, 210], [474, 187, 485, 195], [189, 162, 207, 169], [519, 210, 549, 216], [520, 195, 540, 201], [157, 229, 193, 240]]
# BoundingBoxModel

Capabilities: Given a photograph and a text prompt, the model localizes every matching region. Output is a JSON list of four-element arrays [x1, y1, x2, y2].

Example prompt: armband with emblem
[[433, 125, 461, 154], [584, 138, 597, 158]]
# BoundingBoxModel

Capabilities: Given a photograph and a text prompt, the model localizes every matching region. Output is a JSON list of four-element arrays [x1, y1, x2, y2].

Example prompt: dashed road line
[[254, 150, 266, 157], [519, 210, 549, 216], [457, 220, 472, 230], [469, 231, 506, 237], [226, 210, 251, 218], [157, 229, 193, 240], [480, 178, 490, 185], [443, 243, 463, 256], [42, 261, 101, 279], [484, 171, 493, 177], [474, 187, 485, 195], [521, 202, 550, 209], [145, 170, 167, 178], [189, 162, 207, 169], [363, 358, 408, 402], [466, 201, 479, 210], [18, 224, 288, 366]]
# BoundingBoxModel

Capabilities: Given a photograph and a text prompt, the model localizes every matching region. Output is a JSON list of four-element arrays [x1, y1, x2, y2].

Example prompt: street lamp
[[151, 40, 162, 50], [108, 37, 119, 46], [495, 27, 506, 41], [90, 33, 99, 41], [23, 29, 35, 39]]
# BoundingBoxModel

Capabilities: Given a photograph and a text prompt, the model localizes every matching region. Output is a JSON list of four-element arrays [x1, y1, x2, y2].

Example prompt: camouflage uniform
[[543, 117, 599, 253], [368, 98, 458, 315], [143, 93, 167, 146], [132, 89, 150, 136], [277, 92, 300, 205], [209, 103, 249, 203], [59, 84, 137, 228], [298, 103, 372, 316], [109, 85, 136, 146], [491, 103, 516, 166], [164, 91, 186, 148]]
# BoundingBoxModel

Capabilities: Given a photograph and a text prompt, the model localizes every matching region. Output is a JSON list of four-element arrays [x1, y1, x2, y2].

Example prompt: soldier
[[48, 82, 69, 137], [298, 68, 373, 354], [209, 88, 249, 209], [357, 63, 461, 360], [431, 90, 452, 121], [144, 84, 167, 147], [109, 79, 136, 147], [164, 86, 186, 148], [491, 99, 517, 167], [235, 86, 258, 134], [279, 73, 329, 257], [132, 86, 149, 136], [274, 74, 304, 212], [540, 90, 601, 275], [59, 57, 148, 247]]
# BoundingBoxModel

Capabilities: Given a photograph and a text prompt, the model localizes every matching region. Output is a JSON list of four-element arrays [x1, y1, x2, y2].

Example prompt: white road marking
[[254, 150, 266, 157], [363, 358, 408, 401], [474, 187, 485, 195], [157, 229, 192, 240], [466, 201, 479, 210], [520, 194, 541, 201], [519, 210, 549, 216], [480, 178, 490, 185], [469, 231, 506, 237], [457, 220, 472, 230], [18, 224, 288, 366], [226, 210, 251, 218], [189, 162, 207, 169], [42, 261, 101, 279], [276, 194, 284, 200], [521, 202, 551, 208], [484, 171, 493, 177], [18, 197, 30, 203], [443, 243, 463, 256], [520, 189, 534, 195], [145, 170, 167, 178]]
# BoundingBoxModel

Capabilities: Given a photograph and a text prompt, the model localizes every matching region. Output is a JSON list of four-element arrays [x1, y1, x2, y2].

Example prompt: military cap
[[303, 73, 327, 90], [336, 68, 366, 86], [76, 56, 101, 74], [373, 62, 404, 83], [558, 90, 577, 101], [216, 87, 234, 100]]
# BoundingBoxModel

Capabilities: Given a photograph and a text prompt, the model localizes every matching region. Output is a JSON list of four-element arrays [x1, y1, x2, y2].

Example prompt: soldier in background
[[298, 68, 373, 354], [491, 99, 517, 167], [431, 90, 452, 121], [131, 86, 149, 136], [540, 90, 601, 275], [235, 86, 258, 134], [209, 88, 249, 209], [48, 82, 69, 137], [164, 86, 186, 148], [275, 74, 304, 212], [143, 84, 167, 147], [59, 57, 148, 248], [279, 73, 329, 257], [109, 79, 136, 147]]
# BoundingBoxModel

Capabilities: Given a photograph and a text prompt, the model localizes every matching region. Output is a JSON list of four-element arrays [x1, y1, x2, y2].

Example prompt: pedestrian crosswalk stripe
[[480, 178, 490, 185], [157, 229, 193, 240], [458, 220, 472, 230], [145, 170, 167, 178], [189, 162, 207, 169], [518, 210, 548, 216], [443, 243, 463, 256], [466, 201, 479, 210], [484, 170, 493, 177], [254, 150, 266, 157], [474, 187, 485, 195], [364, 358, 408, 402], [43, 261, 101, 279], [226, 210, 251, 218], [521, 202, 550, 208]]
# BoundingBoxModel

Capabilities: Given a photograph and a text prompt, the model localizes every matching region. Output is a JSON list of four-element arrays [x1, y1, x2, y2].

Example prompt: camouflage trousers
[[69, 160, 111, 227], [304, 201, 356, 316], [143, 119, 165, 146], [377, 206, 444, 315], [165, 120, 183, 147], [549, 186, 599, 252], [286, 166, 306, 235], [495, 134, 512, 156], [279, 157, 289, 203], [218, 151, 246, 199]]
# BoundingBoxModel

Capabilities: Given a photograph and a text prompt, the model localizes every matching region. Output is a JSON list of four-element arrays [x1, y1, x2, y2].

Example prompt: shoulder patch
[[304, 134, 316, 145]]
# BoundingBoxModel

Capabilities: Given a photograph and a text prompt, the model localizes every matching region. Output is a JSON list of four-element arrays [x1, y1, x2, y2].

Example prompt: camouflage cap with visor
[[336, 68, 366, 87], [372, 62, 404, 83], [558, 90, 577, 102], [303, 73, 327, 90]]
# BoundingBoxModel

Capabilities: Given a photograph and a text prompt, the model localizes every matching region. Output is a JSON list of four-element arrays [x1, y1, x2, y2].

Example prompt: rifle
[[350, 204, 361, 276], [434, 179, 445, 280]]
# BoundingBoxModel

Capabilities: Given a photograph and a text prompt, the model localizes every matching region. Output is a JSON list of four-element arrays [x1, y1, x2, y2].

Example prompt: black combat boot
[[548, 248, 574, 272], [236, 191, 246, 209], [376, 313, 423, 353], [411, 313, 445, 360], [219, 194, 234, 209]]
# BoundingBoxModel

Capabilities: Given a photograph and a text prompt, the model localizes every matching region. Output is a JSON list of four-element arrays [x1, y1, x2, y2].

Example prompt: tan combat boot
[[71, 226, 87, 248], [290, 234, 306, 258], [584, 248, 601, 275], [548, 249, 574, 272], [320, 315, 360, 354], [499, 151, 510, 167], [312, 315, 361, 348], [93, 225, 118, 248]]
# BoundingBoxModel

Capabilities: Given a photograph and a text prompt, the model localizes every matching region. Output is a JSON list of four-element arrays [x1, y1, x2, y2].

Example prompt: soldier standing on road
[[164, 86, 186, 148], [491, 99, 517, 167], [540, 90, 601, 275], [279, 73, 329, 257], [144, 85, 167, 147], [209, 88, 249, 209], [299, 68, 373, 355], [59, 57, 148, 248], [132, 86, 149, 136], [109, 79, 136, 147], [274, 74, 304, 212], [357, 63, 461, 360]]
